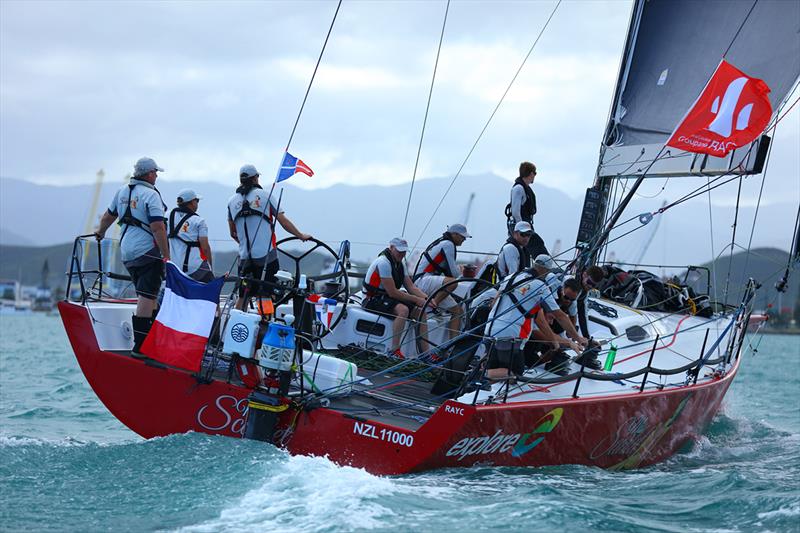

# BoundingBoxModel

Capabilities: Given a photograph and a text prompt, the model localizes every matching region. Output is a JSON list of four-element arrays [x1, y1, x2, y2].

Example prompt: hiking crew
[[506, 161, 548, 258], [496, 221, 533, 279], [414, 224, 470, 340], [95, 157, 170, 354], [168, 189, 213, 282], [363, 238, 433, 358], [227, 164, 311, 310]]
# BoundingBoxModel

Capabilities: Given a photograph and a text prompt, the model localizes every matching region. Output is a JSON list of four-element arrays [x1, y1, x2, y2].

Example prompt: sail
[[599, 0, 800, 179]]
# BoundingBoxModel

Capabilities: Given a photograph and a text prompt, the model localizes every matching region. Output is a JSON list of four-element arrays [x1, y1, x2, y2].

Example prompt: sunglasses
[[519, 232, 532, 237]]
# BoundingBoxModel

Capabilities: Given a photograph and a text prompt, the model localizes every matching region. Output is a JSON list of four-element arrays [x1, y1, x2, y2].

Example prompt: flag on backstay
[[140, 262, 224, 371], [307, 293, 337, 330], [666, 59, 772, 157], [276, 152, 314, 182]]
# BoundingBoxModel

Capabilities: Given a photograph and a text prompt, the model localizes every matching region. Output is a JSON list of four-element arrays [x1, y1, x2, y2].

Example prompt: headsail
[[599, 0, 800, 179]]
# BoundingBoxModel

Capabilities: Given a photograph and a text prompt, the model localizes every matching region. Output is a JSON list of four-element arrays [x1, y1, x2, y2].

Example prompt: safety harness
[[168, 207, 200, 273], [231, 184, 275, 260], [504, 176, 537, 225], [502, 236, 531, 274], [364, 248, 405, 298], [414, 233, 456, 279], [118, 180, 167, 245], [496, 270, 542, 339]]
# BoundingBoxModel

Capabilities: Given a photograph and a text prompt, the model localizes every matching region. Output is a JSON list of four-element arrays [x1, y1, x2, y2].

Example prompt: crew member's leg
[[390, 303, 409, 353], [128, 260, 164, 354]]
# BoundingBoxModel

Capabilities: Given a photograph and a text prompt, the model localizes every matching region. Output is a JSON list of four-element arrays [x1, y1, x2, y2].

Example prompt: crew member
[[95, 157, 170, 354], [168, 189, 213, 282], [576, 265, 606, 338], [531, 254, 588, 348], [363, 238, 433, 358], [505, 161, 548, 258], [496, 221, 533, 279], [413, 224, 470, 340], [227, 164, 311, 310]]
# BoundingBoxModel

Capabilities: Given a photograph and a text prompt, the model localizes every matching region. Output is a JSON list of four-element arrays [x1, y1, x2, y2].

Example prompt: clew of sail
[[599, 0, 800, 179]]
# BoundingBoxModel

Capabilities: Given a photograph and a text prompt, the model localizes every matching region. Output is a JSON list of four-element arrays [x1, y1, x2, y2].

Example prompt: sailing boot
[[131, 315, 154, 358]]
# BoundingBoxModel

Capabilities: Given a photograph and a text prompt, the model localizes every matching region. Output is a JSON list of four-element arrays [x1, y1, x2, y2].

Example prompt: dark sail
[[598, 0, 800, 178]]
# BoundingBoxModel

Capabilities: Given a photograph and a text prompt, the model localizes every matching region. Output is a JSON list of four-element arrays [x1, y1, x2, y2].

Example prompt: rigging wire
[[722, 0, 758, 59], [401, 0, 451, 237], [706, 176, 718, 306], [411, 0, 563, 250], [723, 176, 743, 306]]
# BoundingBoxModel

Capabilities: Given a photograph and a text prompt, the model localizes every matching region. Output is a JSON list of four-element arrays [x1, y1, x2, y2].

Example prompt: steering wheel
[[275, 236, 350, 338]]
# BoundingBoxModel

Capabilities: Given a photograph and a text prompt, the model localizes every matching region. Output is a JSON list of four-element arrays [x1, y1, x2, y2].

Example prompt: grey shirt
[[108, 179, 166, 265]]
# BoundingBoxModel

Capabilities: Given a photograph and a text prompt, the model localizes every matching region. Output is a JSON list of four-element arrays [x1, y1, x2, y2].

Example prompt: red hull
[[59, 301, 736, 475]]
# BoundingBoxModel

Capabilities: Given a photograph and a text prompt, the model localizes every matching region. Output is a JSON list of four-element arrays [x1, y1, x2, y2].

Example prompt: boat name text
[[353, 421, 414, 447]]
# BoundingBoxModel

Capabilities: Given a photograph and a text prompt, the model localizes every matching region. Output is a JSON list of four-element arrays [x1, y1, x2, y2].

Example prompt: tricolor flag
[[141, 262, 224, 372], [666, 59, 772, 157], [307, 293, 338, 330], [276, 151, 314, 182]]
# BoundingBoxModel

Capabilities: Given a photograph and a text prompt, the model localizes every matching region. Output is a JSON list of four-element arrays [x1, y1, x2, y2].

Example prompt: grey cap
[[446, 223, 471, 238], [533, 254, 559, 271], [239, 164, 259, 180], [177, 188, 201, 203], [389, 237, 409, 252], [514, 221, 533, 234], [133, 157, 164, 177]]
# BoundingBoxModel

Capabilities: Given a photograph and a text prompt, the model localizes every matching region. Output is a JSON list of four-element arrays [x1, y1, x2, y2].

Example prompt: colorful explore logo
[[445, 408, 564, 461]]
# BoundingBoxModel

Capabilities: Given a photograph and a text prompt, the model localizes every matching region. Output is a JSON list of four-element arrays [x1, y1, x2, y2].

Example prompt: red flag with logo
[[666, 60, 772, 156]]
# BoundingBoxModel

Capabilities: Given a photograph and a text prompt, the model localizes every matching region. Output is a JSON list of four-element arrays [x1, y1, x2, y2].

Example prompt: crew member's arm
[[404, 276, 436, 308], [551, 308, 588, 346], [383, 276, 426, 307], [95, 210, 117, 239], [199, 236, 212, 268], [510, 185, 525, 223], [150, 220, 170, 262], [577, 293, 590, 337], [536, 310, 582, 353], [277, 212, 311, 241], [228, 219, 239, 243]]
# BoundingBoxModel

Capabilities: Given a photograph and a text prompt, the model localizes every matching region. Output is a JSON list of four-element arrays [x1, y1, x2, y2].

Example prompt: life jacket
[[504, 177, 537, 224], [502, 236, 531, 274], [118, 180, 167, 245], [232, 184, 275, 260], [364, 248, 405, 298], [415, 233, 456, 279], [168, 206, 200, 273]]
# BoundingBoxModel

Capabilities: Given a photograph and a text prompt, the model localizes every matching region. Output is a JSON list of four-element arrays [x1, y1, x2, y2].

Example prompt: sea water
[[1, 314, 798, 532]]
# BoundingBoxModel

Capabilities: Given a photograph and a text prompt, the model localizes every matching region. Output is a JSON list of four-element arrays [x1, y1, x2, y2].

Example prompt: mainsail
[[598, 0, 800, 179]]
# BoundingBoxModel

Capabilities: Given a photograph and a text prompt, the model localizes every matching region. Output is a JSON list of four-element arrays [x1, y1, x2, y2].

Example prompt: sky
[[1, 0, 798, 208]]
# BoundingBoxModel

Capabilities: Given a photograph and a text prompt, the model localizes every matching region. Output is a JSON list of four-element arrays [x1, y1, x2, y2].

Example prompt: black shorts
[[238, 259, 279, 297], [363, 294, 414, 317], [488, 339, 524, 375], [127, 260, 164, 300]]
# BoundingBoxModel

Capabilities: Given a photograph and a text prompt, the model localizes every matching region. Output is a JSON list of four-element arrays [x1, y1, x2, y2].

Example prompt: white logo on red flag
[[666, 60, 772, 156]]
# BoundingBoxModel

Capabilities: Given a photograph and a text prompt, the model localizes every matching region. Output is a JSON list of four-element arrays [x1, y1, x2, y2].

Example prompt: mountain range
[[0, 174, 794, 268]]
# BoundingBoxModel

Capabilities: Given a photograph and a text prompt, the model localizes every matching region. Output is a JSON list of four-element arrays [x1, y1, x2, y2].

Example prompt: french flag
[[140, 262, 224, 372], [276, 151, 314, 182]]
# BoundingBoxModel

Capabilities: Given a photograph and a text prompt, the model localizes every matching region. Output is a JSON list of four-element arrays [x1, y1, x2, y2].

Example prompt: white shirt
[[168, 210, 208, 275], [227, 187, 283, 261], [485, 274, 549, 339], [108, 179, 166, 264]]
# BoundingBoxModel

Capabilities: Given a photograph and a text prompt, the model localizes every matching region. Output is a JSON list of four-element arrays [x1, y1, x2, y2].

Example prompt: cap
[[533, 254, 559, 271], [177, 188, 201, 203], [514, 221, 533, 234], [239, 164, 259, 180], [389, 237, 409, 252], [133, 157, 164, 177], [446, 223, 471, 238]]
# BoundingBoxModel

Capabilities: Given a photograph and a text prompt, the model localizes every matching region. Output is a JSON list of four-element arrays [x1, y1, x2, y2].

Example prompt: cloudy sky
[[1, 0, 798, 208]]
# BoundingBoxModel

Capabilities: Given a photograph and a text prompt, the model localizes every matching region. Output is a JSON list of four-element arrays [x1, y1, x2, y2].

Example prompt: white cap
[[177, 189, 201, 203], [239, 164, 259, 180], [446, 223, 471, 238], [533, 254, 559, 271], [133, 157, 164, 177], [389, 237, 409, 252], [514, 221, 533, 234]]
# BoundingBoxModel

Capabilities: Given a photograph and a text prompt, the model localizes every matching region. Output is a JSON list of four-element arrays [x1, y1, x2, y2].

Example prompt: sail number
[[353, 421, 414, 447]]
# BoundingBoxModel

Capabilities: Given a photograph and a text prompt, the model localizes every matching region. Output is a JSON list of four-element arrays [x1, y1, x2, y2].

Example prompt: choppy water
[[1, 314, 798, 532]]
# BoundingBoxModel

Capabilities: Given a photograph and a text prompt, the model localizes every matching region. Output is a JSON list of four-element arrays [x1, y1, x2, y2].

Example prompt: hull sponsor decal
[[196, 395, 248, 436], [446, 408, 564, 461], [353, 421, 414, 447]]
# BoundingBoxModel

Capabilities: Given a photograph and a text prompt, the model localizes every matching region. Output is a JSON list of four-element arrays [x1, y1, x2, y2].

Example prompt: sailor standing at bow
[[168, 189, 214, 283], [95, 157, 170, 354], [505, 161, 548, 259], [227, 164, 311, 310]]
